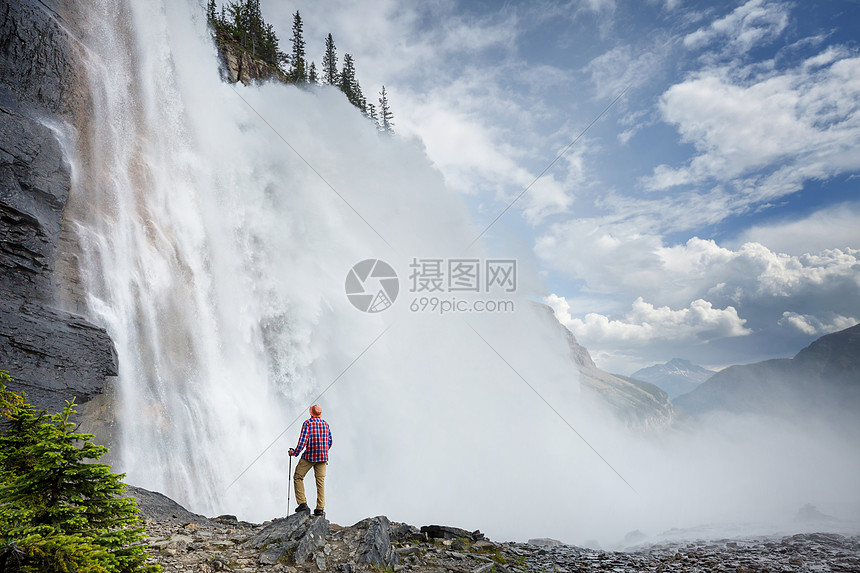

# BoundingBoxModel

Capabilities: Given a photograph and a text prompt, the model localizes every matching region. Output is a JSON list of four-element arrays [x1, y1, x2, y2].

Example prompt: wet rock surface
[[133, 490, 860, 573], [0, 0, 117, 413]]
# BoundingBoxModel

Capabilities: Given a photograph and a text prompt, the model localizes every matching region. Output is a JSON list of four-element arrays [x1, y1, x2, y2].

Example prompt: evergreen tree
[[262, 22, 285, 70], [220, 0, 283, 70], [322, 33, 338, 85], [356, 81, 366, 111], [367, 102, 378, 124], [0, 373, 158, 573], [378, 85, 395, 134], [247, 0, 262, 57], [207, 0, 217, 25], [289, 10, 307, 82], [339, 53, 366, 109], [339, 53, 356, 101], [308, 61, 318, 84]]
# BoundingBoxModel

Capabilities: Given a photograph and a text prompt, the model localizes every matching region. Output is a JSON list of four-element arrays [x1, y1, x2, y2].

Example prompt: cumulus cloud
[[734, 202, 860, 255], [657, 240, 860, 300], [682, 0, 789, 53], [546, 293, 751, 344], [778, 312, 858, 336], [542, 236, 860, 371], [538, 224, 860, 334], [644, 51, 860, 197]]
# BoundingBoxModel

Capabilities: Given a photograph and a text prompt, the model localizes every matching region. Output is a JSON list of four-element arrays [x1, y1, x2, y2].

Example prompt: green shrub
[[0, 371, 160, 572]]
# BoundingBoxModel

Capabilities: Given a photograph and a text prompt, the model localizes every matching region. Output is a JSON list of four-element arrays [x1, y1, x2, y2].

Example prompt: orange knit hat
[[309, 404, 322, 417]]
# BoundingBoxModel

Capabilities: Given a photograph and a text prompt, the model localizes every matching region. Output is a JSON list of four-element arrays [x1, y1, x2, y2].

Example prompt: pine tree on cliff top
[[0, 371, 159, 573], [379, 85, 395, 134], [340, 53, 365, 109], [289, 10, 307, 82], [322, 33, 338, 85]]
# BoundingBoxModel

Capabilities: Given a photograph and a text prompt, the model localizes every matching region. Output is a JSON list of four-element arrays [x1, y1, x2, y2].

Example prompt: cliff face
[[540, 305, 676, 430], [0, 0, 117, 412], [214, 30, 289, 85]]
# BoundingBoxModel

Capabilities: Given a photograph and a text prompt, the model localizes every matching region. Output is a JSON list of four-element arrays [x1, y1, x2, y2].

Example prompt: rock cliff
[[215, 29, 289, 85], [0, 0, 117, 412], [540, 305, 676, 430]]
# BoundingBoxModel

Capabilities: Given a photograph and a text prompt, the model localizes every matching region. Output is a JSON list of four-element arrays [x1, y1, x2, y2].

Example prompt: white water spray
[[66, 0, 591, 532], [63, 0, 860, 545]]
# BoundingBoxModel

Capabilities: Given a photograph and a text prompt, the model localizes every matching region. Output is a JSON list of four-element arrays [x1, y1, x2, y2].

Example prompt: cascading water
[[60, 0, 860, 545], [65, 0, 597, 537]]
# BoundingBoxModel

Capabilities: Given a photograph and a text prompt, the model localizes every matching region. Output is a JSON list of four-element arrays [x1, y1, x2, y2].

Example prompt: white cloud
[[521, 175, 574, 223], [644, 51, 860, 197], [546, 293, 751, 344], [538, 220, 860, 318], [734, 202, 860, 255], [585, 42, 666, 99], [778, 312, 858, 336], [657, 239, 860, 300], [682, 0, 789, 53]]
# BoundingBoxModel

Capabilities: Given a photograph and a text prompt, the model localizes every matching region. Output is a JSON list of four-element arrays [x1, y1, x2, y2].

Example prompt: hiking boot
[[294, 503, 310, 513], [314, 509, 325, 517]]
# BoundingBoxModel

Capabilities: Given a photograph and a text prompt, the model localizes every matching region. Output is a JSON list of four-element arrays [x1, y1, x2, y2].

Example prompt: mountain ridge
[[539, 305, 676, 430], [631, 358, 715, 399], [673, 323, 860, 419]]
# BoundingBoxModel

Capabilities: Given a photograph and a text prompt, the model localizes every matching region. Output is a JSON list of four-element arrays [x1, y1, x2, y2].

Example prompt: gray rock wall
[[215, 30, 289, 85], [0, 0, 117, 413]]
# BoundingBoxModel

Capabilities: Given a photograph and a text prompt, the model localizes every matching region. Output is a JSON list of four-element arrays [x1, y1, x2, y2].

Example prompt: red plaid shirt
[[293, 417, 332, 462]]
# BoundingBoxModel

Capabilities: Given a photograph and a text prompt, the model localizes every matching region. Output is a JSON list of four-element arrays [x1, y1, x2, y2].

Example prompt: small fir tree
[[206, 0, 217, 26], [0, 372, 159, 573], [339, 53, 365, 109], [308, 61, 318, 84], [289, 10, 307, 82], [322, 33, 338, 85], [339, 53, 355, 101], [378, 85, 394, 134]]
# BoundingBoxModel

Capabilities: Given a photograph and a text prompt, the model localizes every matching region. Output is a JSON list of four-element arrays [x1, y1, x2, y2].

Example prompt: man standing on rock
[[289, 404, 332, 517]]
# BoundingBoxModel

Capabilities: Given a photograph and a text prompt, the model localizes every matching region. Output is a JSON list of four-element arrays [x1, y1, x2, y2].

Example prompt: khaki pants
[[293, 458, 327, 511]]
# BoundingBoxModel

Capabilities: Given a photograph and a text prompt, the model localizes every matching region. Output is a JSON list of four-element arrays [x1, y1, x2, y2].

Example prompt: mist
[[62, 0, 860, 548]]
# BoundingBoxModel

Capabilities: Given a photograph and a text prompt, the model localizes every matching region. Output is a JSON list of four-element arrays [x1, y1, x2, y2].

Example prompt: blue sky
[[263, 0, 860, 375]]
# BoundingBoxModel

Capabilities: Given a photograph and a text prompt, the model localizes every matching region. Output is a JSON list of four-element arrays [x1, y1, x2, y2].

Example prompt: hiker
[[289, 404, 332, 516]]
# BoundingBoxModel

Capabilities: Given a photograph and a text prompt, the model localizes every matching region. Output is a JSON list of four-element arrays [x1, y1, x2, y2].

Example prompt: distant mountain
[[673, 323, 860, 419], [631, 358, 715, 399], [541, 306, 676, 430]]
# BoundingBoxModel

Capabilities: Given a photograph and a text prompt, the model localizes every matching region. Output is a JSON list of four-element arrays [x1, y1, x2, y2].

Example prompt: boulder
[[528, 538, 564, 547], [354, 516, 398, 568], [247, 512, 328, 565], [420, 524, 485, 541]]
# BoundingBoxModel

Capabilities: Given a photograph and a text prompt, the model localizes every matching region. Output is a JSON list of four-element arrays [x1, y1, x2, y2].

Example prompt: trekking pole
[[287, 453, 292, 516]]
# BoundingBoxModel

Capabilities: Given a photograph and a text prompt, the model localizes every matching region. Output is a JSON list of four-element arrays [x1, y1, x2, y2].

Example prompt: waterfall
[[64, 0, 598, 537]]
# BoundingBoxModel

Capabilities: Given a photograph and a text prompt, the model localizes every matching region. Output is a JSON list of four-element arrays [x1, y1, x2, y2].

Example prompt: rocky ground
[[131, 487, 860, 573]]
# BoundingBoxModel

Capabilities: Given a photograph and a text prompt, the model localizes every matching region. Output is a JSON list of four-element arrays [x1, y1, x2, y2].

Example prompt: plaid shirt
[[293, 417, 332, 462]]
